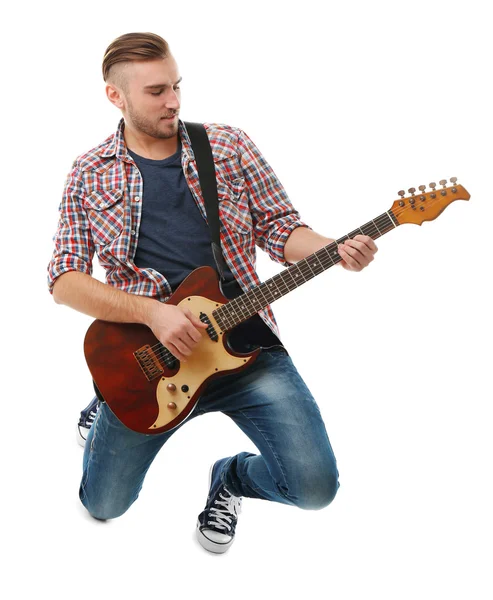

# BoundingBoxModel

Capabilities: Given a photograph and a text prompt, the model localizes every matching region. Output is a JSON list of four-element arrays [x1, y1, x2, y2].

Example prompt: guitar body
[[84, 266, 260, 434]]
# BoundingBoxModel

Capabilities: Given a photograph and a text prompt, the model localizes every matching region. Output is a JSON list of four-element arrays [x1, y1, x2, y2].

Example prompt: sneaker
[[196, 458, 243, 554], [77, 396, 100, 447]]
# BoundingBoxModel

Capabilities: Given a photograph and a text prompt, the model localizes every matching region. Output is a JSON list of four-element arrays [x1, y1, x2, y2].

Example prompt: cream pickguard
[[149, 296, 254, 431]]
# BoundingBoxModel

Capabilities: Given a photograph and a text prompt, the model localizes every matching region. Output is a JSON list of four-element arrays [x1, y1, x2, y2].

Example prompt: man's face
[[115, 56, 182, 140]]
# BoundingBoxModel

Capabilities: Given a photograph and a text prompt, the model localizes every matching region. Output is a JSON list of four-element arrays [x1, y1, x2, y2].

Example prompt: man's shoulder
[[70, 130, 116, 173], [202, 122, 245, 160]]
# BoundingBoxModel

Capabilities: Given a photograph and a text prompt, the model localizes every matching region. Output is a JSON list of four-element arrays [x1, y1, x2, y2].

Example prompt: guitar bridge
[[134, 345, 164, 381]]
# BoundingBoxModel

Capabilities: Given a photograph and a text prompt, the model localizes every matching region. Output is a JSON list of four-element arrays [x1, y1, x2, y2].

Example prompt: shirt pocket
[[216, 177, 252, 235], [84, 189, 125, 246]]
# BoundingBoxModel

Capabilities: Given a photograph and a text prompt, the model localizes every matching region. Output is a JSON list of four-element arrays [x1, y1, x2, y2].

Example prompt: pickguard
[[148, 296, 252, 431]]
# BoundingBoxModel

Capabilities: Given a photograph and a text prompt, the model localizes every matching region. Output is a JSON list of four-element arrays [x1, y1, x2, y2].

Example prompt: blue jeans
[[79, 347, 340, 519]]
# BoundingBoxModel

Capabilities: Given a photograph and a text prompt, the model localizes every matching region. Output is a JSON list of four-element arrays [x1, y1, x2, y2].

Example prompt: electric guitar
[[84, 178, 470, 434]]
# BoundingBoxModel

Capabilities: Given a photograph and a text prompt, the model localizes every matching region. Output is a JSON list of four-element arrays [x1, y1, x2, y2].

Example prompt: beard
[[126, 97, 179, 139]]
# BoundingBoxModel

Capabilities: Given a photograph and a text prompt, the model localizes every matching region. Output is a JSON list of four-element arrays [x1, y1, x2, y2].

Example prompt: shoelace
[[85, 408, 98, 426], [207, 490, 242, 532]]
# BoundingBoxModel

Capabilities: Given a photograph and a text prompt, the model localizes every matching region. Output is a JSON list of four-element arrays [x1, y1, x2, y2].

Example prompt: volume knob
[[167, 383, 177, 392]]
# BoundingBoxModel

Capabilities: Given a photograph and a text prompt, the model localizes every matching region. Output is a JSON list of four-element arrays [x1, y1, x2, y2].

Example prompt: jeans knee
[[79, 488, 133, 521], [87, 504, 129, 521], [296, 468, 340, 511]]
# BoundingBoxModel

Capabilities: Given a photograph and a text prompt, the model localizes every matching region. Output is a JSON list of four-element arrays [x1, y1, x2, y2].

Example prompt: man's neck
[[123, 123, 179, 160]]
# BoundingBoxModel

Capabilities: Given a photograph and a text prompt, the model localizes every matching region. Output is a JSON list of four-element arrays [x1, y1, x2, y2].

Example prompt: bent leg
[[196, 348, 340, 510], [80, 401, 192, 520]]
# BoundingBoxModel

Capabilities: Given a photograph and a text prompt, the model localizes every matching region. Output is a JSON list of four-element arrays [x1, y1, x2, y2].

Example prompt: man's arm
[[237, 131, 377, 270], [283, 226, 378, 271], [237, 130, 310, 266], [52, 270, 157, 324], [48, 164, 207, 361]]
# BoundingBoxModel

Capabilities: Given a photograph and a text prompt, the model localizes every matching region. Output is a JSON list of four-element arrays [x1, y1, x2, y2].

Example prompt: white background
[[2, 0, 492, 598]]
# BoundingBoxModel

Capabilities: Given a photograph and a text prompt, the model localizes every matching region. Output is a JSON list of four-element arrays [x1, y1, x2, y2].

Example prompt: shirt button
[[131, 229, 136, 235], [135, 196, 140, 202]]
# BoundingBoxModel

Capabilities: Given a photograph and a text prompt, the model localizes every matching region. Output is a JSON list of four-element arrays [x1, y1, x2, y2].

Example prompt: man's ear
[[105, 84, 124, 109]]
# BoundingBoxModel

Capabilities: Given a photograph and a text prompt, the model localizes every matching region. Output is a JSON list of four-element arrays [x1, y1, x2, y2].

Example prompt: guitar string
[[137, 194, 454, 368], [144, 210, 400, 364], [142, 204, 418, 366]]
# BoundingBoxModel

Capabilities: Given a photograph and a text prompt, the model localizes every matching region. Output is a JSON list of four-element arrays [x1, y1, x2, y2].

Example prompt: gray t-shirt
[[128, 143, 281, 352]]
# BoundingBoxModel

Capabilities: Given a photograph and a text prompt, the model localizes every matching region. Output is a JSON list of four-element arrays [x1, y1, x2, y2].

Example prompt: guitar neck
[[213, 210, 399, 332]]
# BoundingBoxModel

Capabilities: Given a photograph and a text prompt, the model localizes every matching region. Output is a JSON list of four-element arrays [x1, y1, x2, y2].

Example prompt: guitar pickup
[[200, 312, 218, 342]]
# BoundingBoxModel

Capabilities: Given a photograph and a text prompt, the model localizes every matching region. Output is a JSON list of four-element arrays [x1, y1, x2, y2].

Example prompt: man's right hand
[[146, 303, 209, 362]]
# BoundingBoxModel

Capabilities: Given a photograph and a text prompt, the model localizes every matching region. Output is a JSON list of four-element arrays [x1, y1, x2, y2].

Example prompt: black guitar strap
[[184, 121, 227, 281]]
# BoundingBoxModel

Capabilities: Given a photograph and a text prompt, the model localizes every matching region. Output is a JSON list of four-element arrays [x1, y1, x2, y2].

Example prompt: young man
[[47, 32, 378, 554]]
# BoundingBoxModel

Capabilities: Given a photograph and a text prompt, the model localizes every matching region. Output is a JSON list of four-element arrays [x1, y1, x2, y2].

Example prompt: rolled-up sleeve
[[47, 163, 94, 294], [238, 129, 311, 266]]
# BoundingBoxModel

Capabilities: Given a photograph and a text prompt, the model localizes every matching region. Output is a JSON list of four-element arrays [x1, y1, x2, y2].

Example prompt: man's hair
[[102, 32, 170, 93]]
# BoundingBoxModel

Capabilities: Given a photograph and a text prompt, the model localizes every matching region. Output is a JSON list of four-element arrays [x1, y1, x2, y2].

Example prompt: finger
[[167, 342, 188, 362], [338, 242, 364, 262], [341, 239, 375, 265], [353, 235, 378, 253], [338, 246, 361, 270], [171, 337, 193, 358], [344, 238, 371, 255], [184, 325, 202, 345], [183, 308, 209, 329]]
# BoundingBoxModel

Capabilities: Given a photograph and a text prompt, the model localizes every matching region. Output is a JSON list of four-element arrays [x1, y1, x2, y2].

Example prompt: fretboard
[[213, 210, 399, 332]]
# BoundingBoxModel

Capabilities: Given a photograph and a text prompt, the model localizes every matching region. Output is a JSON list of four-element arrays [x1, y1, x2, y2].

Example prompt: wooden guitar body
[[84, 266, 260, 434]]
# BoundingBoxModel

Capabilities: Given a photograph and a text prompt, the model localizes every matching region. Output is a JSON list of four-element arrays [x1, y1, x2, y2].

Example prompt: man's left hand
[[337, 235, 378, 272]]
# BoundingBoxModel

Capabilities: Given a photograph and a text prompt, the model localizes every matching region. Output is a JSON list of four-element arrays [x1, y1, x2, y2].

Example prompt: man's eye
[[150, 86, 180, 96]]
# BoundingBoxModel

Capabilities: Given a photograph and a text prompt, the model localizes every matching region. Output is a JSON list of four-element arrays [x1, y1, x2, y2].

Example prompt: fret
[[250, 285, 269, 311], [265, 277, 283, 301], [360, 220, 380, 239], [306, 253, 326, 275], [257, 281, 273, 306], [388, 209, 399, 227], [212, 209, 400, 332], [325, 242, 342, 265], [336, 234, 350, 245], [348, 228, 362, 239], [289, 263, 307, 285], [284, 264, 302, 289], [238, 287, 259, 314], [372, 219, 383, 236], [273, 271, 291, 296]]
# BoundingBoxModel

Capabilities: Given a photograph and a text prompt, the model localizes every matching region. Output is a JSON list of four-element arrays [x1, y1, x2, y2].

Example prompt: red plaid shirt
[[47, 117, 309, 339]]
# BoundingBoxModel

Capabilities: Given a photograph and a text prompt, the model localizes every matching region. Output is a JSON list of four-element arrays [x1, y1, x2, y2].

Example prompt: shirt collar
[[99, 117, 195, 162]]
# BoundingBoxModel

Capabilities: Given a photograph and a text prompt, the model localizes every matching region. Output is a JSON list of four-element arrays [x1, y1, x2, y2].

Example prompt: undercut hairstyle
[[102, 32, 170, 93]]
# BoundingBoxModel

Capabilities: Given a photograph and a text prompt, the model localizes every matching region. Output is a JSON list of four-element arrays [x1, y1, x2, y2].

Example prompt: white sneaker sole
[[196, 519, 235, 553], [77, 425, 88, 448]]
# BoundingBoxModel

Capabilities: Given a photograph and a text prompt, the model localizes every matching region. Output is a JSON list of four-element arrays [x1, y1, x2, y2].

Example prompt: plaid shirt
[[47, 117, 309, 339]]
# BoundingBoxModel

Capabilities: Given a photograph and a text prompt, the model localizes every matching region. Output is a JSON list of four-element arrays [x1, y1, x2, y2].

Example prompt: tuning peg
[[450, 177, 458, 184], [418, 185, 426, 192], [397, 190, 405, 206], [439, 179, 447, 188], [408, 187, 416, 195], [429, 182, 436, 190]]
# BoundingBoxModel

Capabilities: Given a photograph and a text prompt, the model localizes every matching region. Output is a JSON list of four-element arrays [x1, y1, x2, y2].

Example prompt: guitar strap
[[184, 121, 228, 281]]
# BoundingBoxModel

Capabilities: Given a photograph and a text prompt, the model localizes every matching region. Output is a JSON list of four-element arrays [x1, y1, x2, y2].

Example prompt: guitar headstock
[[391, 178, 470, 225]]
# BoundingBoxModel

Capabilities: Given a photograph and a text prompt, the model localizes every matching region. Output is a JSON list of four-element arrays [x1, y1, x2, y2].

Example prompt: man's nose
[[164, 89, 180, 109]]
